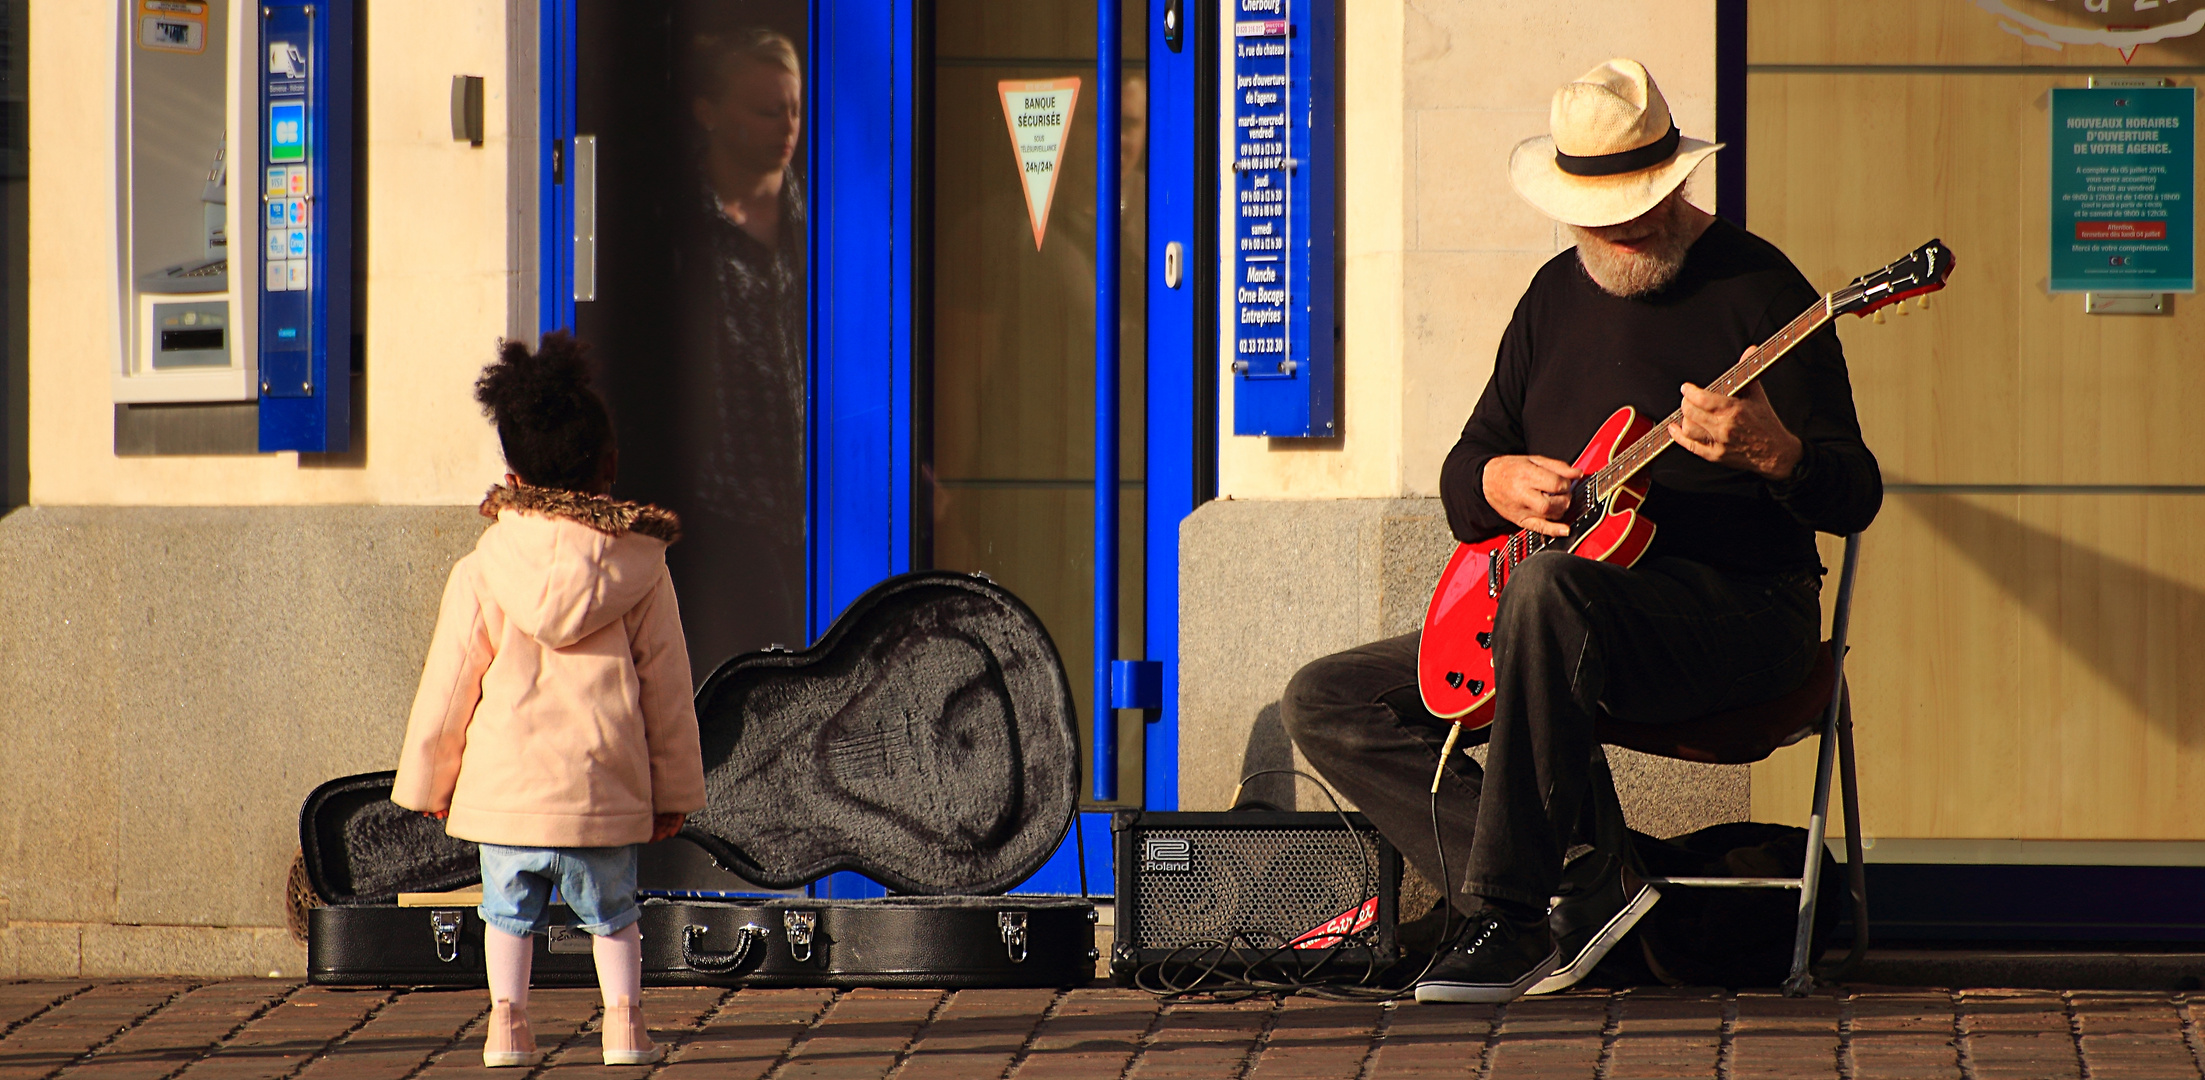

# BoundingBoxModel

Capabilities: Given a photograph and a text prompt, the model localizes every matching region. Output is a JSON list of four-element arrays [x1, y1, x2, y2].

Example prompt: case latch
[[782, 910, 817, 963], [430, 910, 464, 963], [997, 911, 1029, 964]]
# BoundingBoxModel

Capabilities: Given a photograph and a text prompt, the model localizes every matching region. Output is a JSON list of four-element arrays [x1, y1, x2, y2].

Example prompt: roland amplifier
[[1111, 810, 1400, 985]]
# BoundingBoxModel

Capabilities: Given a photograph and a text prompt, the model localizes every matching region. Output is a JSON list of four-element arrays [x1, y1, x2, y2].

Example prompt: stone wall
[[1178, 497, 1749, 838], [0, 506, 485, 977]]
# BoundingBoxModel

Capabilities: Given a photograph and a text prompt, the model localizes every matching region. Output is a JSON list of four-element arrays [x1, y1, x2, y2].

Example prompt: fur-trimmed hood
[[478, 483, 681, 544], [472, 484, 683, 649]]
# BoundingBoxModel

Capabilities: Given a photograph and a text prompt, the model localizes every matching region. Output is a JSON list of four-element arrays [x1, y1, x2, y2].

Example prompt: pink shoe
[[482, 1000, 544, 1068], [600, 1001, 665, 1066]]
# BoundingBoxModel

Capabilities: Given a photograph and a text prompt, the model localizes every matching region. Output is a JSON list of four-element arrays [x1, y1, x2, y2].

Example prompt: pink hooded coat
[[392, 485, 707, 847]]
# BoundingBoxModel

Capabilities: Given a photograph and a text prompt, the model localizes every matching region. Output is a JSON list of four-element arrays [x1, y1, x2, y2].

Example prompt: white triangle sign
[[999, 77, 1081, 251]]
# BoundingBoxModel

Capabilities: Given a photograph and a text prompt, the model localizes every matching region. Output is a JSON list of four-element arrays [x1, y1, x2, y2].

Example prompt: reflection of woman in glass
[[671, 28, 807, 673]]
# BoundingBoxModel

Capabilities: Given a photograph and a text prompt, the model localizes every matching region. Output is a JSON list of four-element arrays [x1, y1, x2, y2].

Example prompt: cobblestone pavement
[[1, 980, 2201, 1079]]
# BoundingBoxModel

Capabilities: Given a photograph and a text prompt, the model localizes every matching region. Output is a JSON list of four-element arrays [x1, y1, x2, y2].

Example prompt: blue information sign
[[1226, 0, 1333, 438], [2049, 86, 2195, 293]]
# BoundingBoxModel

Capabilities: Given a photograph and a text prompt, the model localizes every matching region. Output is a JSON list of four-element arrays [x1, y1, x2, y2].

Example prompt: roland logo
[[1142, 837, 1192, 872]]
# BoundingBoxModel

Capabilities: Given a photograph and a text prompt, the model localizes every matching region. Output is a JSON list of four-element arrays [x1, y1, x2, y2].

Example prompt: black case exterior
[[309, 898, 1096, 990], [303, 571, 1094, 989], [1111, 811, 1399, 985]]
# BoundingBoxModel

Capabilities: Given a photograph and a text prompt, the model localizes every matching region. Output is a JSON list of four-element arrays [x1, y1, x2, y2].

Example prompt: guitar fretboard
[[1588, 294, 1835, 497]]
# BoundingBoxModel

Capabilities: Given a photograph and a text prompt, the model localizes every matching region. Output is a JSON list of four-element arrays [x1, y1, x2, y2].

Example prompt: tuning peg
[[1917, 295, 1930, 311], [1873, 309, 1886, 324], [1896, 299, 1910, 315]]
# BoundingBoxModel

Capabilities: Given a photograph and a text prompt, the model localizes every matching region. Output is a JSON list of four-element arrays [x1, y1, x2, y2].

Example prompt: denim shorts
[[477, 843, 641, 937]]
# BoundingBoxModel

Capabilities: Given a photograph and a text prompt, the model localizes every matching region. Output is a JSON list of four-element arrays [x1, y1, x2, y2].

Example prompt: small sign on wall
[[2049, 85, 2196, 293], [999, 78, 1081, 251]]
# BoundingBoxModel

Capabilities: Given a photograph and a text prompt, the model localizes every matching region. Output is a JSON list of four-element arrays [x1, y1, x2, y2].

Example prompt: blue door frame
[[540, 0, 1201, 898]]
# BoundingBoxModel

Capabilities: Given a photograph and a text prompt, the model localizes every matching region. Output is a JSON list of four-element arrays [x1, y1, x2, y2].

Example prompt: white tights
[[484, 923, 644, 1007]]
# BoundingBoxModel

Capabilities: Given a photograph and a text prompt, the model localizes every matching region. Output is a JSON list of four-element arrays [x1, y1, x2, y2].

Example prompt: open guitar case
[[300, 571, 1096, 989]]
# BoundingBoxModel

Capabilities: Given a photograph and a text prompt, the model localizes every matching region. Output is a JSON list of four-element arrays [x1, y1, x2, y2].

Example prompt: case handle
[[680, 922, 767, 973]]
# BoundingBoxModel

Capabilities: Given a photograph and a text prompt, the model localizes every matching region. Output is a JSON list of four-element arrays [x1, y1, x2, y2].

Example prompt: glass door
[[558, 0, 812, 682], [924, 0, 1150, 808]]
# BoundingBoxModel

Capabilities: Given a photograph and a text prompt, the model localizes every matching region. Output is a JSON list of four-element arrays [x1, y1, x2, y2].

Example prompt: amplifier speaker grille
[[1113, 811, 1400, 979], [1134, 827, 1382, 949]]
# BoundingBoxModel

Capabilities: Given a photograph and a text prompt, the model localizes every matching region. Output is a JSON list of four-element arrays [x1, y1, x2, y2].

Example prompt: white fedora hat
[[1508, 58, 1721, 228]]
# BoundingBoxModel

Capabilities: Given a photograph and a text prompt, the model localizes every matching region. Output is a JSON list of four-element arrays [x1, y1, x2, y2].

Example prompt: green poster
[[2050, 87, 2195, 293]]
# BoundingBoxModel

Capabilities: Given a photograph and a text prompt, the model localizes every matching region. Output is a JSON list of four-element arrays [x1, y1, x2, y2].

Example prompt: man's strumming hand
[[1483, 455, 1583, 538], [1669, 364, 1803, 481]]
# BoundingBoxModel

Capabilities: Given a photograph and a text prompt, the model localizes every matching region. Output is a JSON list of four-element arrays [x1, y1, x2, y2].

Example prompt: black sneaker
[[1527, 857, 1659, 995], [1413, 908, 1560, 1004]]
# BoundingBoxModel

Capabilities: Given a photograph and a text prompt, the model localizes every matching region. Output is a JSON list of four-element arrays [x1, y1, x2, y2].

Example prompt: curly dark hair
[[473, 331, 613, 492]]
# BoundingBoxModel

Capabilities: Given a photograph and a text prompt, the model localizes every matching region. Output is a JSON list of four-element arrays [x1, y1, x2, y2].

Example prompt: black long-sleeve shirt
[[1439, 219, 1881, 575]]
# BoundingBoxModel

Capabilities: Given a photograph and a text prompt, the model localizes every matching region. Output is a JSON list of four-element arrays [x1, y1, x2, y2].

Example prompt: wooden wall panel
[[1750, 71, 2205, 486], [1756, 500, 2205, 839], [1746, 6, 2205, 841], [1751, 0, 2205, 68]]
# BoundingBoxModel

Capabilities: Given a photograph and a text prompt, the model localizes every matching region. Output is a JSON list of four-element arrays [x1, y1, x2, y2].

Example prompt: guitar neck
[[1591, 295, 1835, 494]]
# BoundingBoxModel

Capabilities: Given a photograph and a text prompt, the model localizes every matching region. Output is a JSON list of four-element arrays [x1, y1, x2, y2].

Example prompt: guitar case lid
[[301, 571, 1080, 903]]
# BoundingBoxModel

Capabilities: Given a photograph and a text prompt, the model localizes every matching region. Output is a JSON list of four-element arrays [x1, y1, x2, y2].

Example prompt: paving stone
[[292, 987, 485, 1080], [406, 987, 600, 1078], [1481, 992, 1608, 1080], [1125, 998, 1274, 1079], [1846, 991, 1961, 1080], [1242, 998, 1384, 1080], [61, 980, 295, 1080], [657, 987, 836, 1080], [1960, 990, 2081, 1080], [538, 986, 725, 1076], [2066, 993, 2197, 1080], [1012, 988, 1159, 1080], [769, 987, 943, 1080], [895, 988, 1058, 1080], [0, 982, 94, 1037], [1604, 987, 1724, 1080], [0, 981, 197, 1080], [1362, 1000, 1496, 1078], [172, 986, 390, 1080], [1728, 991, 1841, 1080]]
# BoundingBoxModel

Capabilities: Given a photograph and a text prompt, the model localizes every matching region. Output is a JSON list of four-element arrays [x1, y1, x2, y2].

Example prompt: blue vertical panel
[[806, 0, 917, 901], [1143, 0, 1197, 812], [1226, 0, 1334, 437], [810, 0, 914, 638], [540, 0, 576, 333], [257, 0, 353, 452]]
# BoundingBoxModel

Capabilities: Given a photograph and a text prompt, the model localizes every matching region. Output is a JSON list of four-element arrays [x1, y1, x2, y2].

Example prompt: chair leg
[[1784, 677, 1844, 997], [1824, 685, 1871, 982]]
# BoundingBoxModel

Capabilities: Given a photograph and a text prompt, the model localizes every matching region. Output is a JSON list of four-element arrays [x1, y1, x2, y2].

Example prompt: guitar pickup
[[1487, 551, 1501, 598]]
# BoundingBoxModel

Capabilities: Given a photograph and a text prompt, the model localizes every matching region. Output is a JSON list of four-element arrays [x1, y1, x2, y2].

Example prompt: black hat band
[[1554, 124, 1680, 177]]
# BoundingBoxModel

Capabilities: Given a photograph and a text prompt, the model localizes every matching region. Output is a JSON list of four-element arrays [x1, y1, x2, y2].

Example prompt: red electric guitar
[[1417, 238, 1954, 725]]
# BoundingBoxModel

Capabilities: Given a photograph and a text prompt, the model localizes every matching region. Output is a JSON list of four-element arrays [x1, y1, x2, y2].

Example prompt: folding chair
[[1592, 532, 1870, 996]]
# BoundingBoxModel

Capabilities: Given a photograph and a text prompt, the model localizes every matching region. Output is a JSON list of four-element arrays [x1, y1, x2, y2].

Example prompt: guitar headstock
[[1832, 239, 1955, 319]]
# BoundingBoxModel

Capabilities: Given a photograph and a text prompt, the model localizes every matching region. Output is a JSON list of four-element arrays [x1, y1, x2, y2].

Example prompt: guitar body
[[1417, 406, 1657, 724]]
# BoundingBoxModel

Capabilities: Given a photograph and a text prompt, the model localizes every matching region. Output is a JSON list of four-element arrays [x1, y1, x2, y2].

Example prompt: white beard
[[1567, 222, 1694, 298]]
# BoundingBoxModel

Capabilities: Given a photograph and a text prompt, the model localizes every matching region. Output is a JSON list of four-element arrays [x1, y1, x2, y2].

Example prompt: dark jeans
[[1280, 552, 1820, 916]]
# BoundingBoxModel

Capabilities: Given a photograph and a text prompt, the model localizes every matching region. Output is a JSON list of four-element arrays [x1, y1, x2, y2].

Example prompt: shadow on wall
[[1900, 488, 2205, 747]]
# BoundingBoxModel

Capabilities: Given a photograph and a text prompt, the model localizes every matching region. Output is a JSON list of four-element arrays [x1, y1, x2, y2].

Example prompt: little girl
[[394, 333, 706, 1067]]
